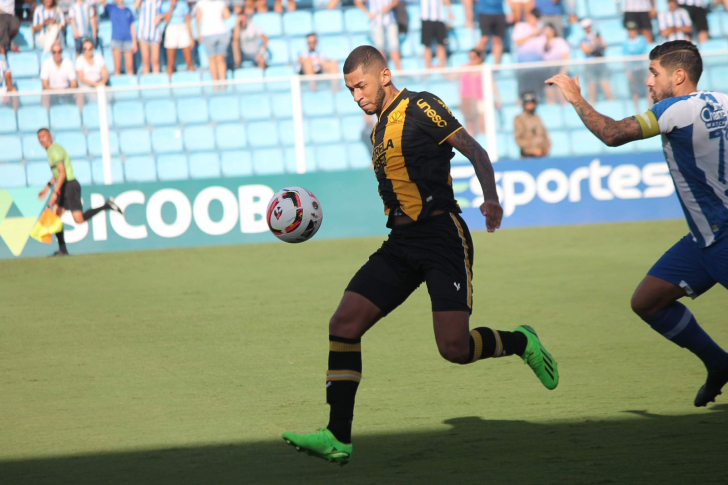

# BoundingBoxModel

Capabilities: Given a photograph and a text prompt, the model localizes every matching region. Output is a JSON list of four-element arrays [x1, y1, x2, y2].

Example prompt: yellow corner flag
[[30, 208, 63, 244]]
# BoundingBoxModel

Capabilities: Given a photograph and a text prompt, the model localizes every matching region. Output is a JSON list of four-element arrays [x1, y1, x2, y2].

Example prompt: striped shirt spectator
[[364, 0, 396, 28], [136, 0, 163, 43], [659, 2, 692, 41], [622, 0, 653, 12], [0, 0, 14, 14], [33, 3, 66, 36], [676, 0, 706, 6], [420, 0, 445, 22], [68, 0, 96, 39]]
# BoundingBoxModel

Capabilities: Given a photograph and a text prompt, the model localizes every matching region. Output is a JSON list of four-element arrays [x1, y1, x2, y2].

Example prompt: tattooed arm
[[546, 73, 644, 147], [447, 128, 503, 232]]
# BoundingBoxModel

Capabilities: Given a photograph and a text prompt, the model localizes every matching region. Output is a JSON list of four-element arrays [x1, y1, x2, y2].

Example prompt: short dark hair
[[649, 40, 702, 84], [469, 48, 483, 59], [37, 128, 50, 135], [343, 45, 386, 75], [531, 8, 541, 19], [306, 33, 317, 39]]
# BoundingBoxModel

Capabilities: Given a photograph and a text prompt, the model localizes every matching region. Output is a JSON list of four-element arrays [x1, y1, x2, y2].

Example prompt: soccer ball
[[266, 187, 323, 243]]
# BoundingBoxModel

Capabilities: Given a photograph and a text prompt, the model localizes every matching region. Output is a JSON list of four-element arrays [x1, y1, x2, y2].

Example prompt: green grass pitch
[[1, 219, 727, 484]]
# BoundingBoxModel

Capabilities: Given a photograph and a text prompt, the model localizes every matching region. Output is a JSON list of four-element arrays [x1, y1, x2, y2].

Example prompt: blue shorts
[[202, 33, 230, 57], [648, 233, 728, 298]]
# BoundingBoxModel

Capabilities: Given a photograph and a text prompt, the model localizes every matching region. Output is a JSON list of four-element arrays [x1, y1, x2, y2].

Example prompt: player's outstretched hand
[[545, 73, 583, 104], [480, 199, 503, 233]]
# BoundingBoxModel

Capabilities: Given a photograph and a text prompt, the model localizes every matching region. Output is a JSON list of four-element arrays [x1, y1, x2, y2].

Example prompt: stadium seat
[[247, 121, 279, 147], [450, 3, 466, 29], [271, 92, 293, 118], [283, 11, 313, 36], [124, 155, 157, 182], [14, 24, 33, 51], [183, 125, 215, 152], [22, 133, 47, 161], [255, 12, 283, 37], [177, 98, 209, 125], [71, 160, 92, 185], [284, 146, 316, 173], [310, 118, 341, 144], [0, 135, 22, 162], [139, 74, 171, 98], [113, 100, 145, 128], [0, 107, 16, 133], [189, 152, 221, 179], [317, 35, 350, 62], [17, 106, 49, 133], [87, 130, 120, 157], [54, 131, 87, 158], [145, 99, 177, 126], [428, 82, 460, 108], [496, 79, 518, 104], [91, 157, 124, 184], [0, 163, 26, 187], [81, 103, 103, 130], [500, 105, 521, 132], [594, 100, 627, 122], [701, 38, 728, 53], [253, 148, 285, 175], [708, 12, 725, 39], [341, 115, 367, 142], [157, 154, 189, 181], [49, 104, 82, 131], [334, 89, 361, 115], [221, 150, 253, 177], [265, 66, 295, 91], [8, 52, 39, 78], [633, 135, 663, 153], [279, 119, 310, 145], [14, 79, 42, 104], [549, 131, 571, 158], [171, 71, 202, 97], [538, 104, 565, 131], [347, 142, 371, 169], [26, 161, 52, 185], [240, 95, 272, 120], [288, 36, 306, 62], [109, 75, 139, 100], [712, 66, 728, 92], [97, 21, 112, 46], [343, 8, 369, 34], [302, 90, 334, 116], [215, 123, 247, 150], [233, 67, 264, 93], [570, 129, 605, 156], [406, 5, 422, 31], [588, 0, 618, 18], [208, 95, 241, 123], [314, 10, 344, 35], [197, 44, 209, 70], [598, 19, 627, 45], [315, 144, 348, 171], [267, 38, 291, 65], [119, 128, 152, 155], [151, 127, 184, 153]]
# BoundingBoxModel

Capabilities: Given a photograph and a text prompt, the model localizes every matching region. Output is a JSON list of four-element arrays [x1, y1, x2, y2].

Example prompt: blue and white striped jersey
[[420, 0, 444, 22], [33, 6, 66, 35], [136, 0, 163, 43], [68, 1, 96, 38], [636, 92, 728, 247], [658, 8, 692, 42], [367, 0, 396, 27], [677, 0, 707, 8], [622, 0, 652, 13]]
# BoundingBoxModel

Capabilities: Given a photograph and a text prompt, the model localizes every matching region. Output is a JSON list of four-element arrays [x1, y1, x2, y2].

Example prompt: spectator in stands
[[420, 0, 452, 69], [67, 0, 97, 58], [514, 91, 550, 158], [659, 0, 692, 42], [579, 18, 613, 104], [40, 41, 82, 108], [297, 33, 338, 90], [0, 0, 21, 55], [622, 21, 649, 113], [0, 52, 18, 110], [534, 0, 564, 37], [677, 0, 708, 44], [354, 0, 402, 70], [512, 8, 546, 97], [542, 23, 569, 104], [134, 0, 165, 74], [232, 11, 267, 70], [272, 0, 295, 13], [32, 0, 65, 53], [98, 0, 137, 75], [157, 0, 194, 76], [195, 0, 231, 86], [459, 49, 501, 135], [464, 0, 506, 65], [75, 38, 108, 87], [508, 0, 531, 23], [621, 0, 655, 43]]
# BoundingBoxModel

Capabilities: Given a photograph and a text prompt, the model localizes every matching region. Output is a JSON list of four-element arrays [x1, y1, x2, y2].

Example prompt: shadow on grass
[[3, 405, 727, 484]]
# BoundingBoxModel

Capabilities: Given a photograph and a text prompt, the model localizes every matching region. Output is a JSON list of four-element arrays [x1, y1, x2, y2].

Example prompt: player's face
[[38, 131, 52, 149], [647, 60, 673, 103], [344, 67, 386, 116]]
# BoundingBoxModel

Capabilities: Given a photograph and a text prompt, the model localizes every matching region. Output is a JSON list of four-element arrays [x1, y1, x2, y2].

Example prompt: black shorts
[[478, 13, 506, 39], [682, 5, 708, 33], [346, 212, 474, 315], [0, 13, 20, 47], [58, 179, 83, 212], [623, 11, 653, 34], [421, 20, 447, 46]]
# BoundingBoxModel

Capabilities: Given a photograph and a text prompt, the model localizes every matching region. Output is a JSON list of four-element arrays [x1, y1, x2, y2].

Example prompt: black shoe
[[50, 250, 69, 257], [106, 197, 123, 214], [694, 365, 728, 407]]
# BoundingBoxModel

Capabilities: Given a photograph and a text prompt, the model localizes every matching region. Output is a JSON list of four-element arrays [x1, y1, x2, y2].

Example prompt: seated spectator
[[542, 23, 569, 104], [508, 0, 531, 23], [68, 0, 97, 57], [32, 0, 66, 53], [622, 21, 649, 113], [535, 0, 564, 37], [135, 0, 165, 74], [354, 0, 401, 70], [420, 0, 452, 69], [196, 0, 231, 86], [98, 0, 137, 75], [232, 12, 267, 70], [157, 0, 194, 76], [75, 38, 108, 87], [677, 0, 708, 43], [512, 8, 546, 97], [0, 0, 21, 55], [297, 33, 338, 76], [514, 91, 550, 158], [40, 41, 82, 108], [621, 0, 655, 43], [659, 0, 692, 42], [0, 52, 18, 110], [579, 18, 612, 104], [459, 49, 501, 135]]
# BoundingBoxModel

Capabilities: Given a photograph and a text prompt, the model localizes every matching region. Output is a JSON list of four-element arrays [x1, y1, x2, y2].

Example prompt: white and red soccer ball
[[266, 187, 323, 243]]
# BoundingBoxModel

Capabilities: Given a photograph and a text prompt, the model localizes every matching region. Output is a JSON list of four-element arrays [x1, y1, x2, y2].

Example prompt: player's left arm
[[546, 73, 643, 147]]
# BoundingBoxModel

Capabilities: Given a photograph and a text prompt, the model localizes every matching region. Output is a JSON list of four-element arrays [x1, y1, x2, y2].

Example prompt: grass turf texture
[[1, 219, 727, 484]]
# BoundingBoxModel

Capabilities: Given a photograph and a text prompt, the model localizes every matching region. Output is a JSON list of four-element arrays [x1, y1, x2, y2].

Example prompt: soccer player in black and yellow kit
[[283, 46, 559, 465]]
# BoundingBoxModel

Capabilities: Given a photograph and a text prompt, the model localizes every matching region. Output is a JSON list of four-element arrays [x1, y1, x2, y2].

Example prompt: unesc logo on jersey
[[416, 99, 448, 127]]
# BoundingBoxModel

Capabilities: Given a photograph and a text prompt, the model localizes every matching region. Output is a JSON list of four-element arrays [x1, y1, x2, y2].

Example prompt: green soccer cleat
[[514, 325, 559, 390], [282, 428, 352, 466]]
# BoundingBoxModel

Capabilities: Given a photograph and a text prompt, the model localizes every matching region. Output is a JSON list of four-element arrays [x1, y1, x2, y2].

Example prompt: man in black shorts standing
[[676, 0, 709, 44], [282, 45, 559, 466], [36, 128, 122, 256], [420, 0, 451, 68], [465, 0, 506, 64], [622, 0, 656, 42]]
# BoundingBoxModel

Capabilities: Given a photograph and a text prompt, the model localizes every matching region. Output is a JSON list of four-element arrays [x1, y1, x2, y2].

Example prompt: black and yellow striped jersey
[[370, 88, 463, 224]]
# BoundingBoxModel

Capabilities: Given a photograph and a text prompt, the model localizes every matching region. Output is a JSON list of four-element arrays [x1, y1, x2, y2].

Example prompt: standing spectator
[[354, 0, 401, 70], [40, 41, 81, 108], [676, 0, 707, 43], [534, 0, 563, 37], [508, 0, 532, 23], [195, 0, 231, 85], [0, 52, 18, 110], [622, 21, 649, 113], [0, 0, 20, 56], [466, 0, 506, 65], [232, 12, 267, 70], [75, 38, 108, 87], [659, 0, 692, 42], [272, 0, 295, 13], [157, 0, 194, 76], [514, 91, 550, 158], [512, 8, 545, 97], [541, 23, 569, 104], [579, 18, 612, 104], [459, 49, 501, 135], [621, 0, 655, 43], [98, 0, 137, 75], [32, 0, 65, 52], [67, 0, 96, 57], [135, 0, 165, 74], [420, 0, 452, 69]]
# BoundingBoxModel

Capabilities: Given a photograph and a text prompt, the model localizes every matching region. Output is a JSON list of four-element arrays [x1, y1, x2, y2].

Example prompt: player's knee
[[438, 342, 470, 365], [329, 312, 365, 338], [630, 292, 657, 320]]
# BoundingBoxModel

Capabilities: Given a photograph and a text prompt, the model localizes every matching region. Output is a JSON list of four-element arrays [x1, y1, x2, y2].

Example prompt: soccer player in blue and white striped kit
[[548, 40, 728, 407]]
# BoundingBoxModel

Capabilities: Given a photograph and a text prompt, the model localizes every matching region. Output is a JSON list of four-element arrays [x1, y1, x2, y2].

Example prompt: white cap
[[580, 18, 593, 29]]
